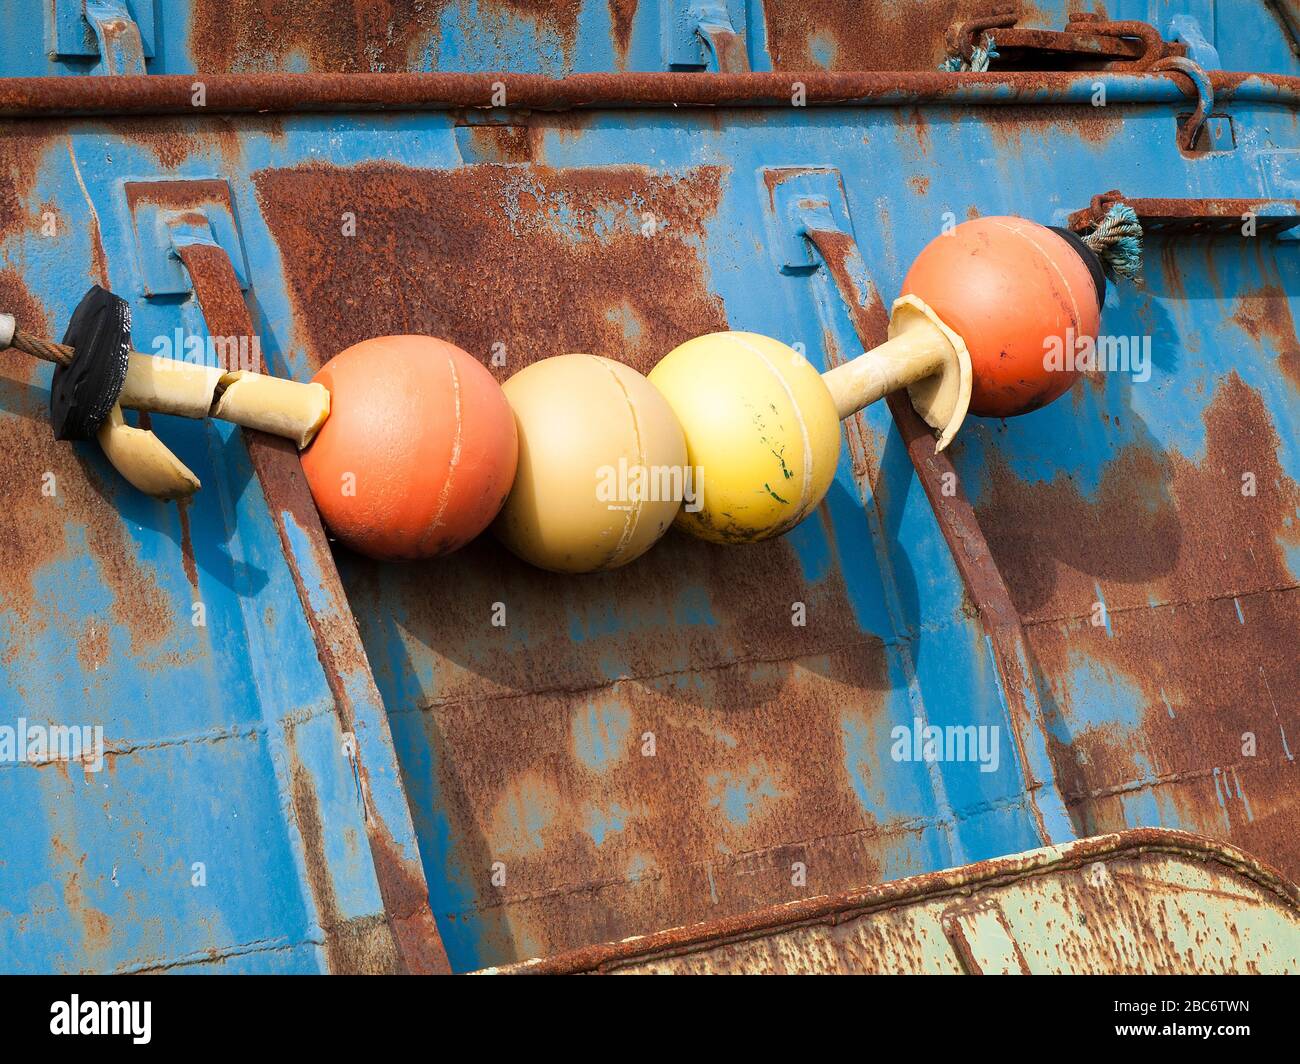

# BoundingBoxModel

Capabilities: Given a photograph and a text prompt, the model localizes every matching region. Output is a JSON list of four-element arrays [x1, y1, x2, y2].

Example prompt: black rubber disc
[[49, 285, 132, 441]]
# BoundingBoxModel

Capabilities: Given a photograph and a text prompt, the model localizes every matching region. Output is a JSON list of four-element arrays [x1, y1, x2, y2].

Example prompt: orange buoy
[[901, 216, 1102, 418], [302, 335, 518, 561]]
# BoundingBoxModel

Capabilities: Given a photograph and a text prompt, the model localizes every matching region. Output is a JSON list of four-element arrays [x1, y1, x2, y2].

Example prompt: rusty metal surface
[[968, 247, 1300, 894], [1064, 17, 1178, 72], [0, 128, 442, 972], [280, 162, 950, 962], [7, 1, 1300, 78], [0, 69, 1298, 118], [1, 51, 1297, 974], [482, 829, 1300, 974], [763, 0, 998, 72], [946, 14, 1185, 72]]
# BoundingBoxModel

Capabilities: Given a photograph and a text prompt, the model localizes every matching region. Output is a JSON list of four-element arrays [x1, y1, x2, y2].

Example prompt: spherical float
[[901, 216, 1102, 418], [494, 354, 686, 573], [302, 335, 518, 561], [648, 332, 841, 544]]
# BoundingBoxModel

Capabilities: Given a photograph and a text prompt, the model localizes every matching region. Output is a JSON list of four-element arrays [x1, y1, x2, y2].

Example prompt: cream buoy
[[494, 354, 687, 573]]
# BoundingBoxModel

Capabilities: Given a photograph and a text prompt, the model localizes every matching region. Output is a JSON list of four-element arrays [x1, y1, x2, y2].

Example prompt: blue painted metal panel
[[0, 141, 402, 971]]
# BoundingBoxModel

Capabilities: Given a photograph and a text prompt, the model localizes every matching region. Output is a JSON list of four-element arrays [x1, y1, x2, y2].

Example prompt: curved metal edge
[[481, 828, 1300, 974]]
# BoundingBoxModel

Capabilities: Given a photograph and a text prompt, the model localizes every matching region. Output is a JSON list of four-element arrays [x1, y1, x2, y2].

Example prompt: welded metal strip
[[878, 388, 1072, 847], [174, 241, 451, 975]]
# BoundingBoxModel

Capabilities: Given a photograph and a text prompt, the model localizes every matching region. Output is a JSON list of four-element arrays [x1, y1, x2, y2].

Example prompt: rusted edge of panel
[[176, 240, 451, 975], [884, 389, 1071, 842], [803, 225, 1072, 848], [484, 829, 1300, 974], [0, 71, 1295, 118]]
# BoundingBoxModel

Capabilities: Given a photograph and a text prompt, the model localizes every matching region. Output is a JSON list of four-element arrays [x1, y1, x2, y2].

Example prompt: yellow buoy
[[648, 332, 842, 544], [495, 353, 687, 573]]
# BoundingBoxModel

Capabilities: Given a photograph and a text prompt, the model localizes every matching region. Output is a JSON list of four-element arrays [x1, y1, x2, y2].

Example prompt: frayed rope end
[[940, 35, 998, 73], [1081, 202, 1143, 281]]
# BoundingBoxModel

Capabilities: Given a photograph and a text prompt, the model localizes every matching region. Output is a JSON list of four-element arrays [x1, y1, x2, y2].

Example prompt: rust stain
[[286, 736, 404, 974], [176, 498, 201, 597], [981, 103, 1123, 150], [105, 115, 283, 174], [123, 178, 232, 214], [0, 272, 172, 653], [978, 375, 1299, 619], [908, 107, 932, 155], [51, 838, 112, 959], [190, 0, 584, 74], [115, 118, 201, 170], [1233, 284, 1300, 392], [0, 127, 55, 237], [341, 489, 906, 961], [77, 619, 111, 673], [460, 122, 537, 163], [252, 159, 730, 373], [608, 0, 638, 69], [976, 376, 1300, 879], [762, 0, 1043, 71], [0, 269, 49, 367]]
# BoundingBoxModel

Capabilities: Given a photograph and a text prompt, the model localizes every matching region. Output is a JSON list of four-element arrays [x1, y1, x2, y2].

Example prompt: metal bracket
[[1069, 190, 1300, 242], [124, 181, 250, 298], [761, 167, 856, 273], [49, 0, 152, 73], [663, 0, 749, 72], [948, 12, 1184, 70], [1154, 56, 1217, 152]]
